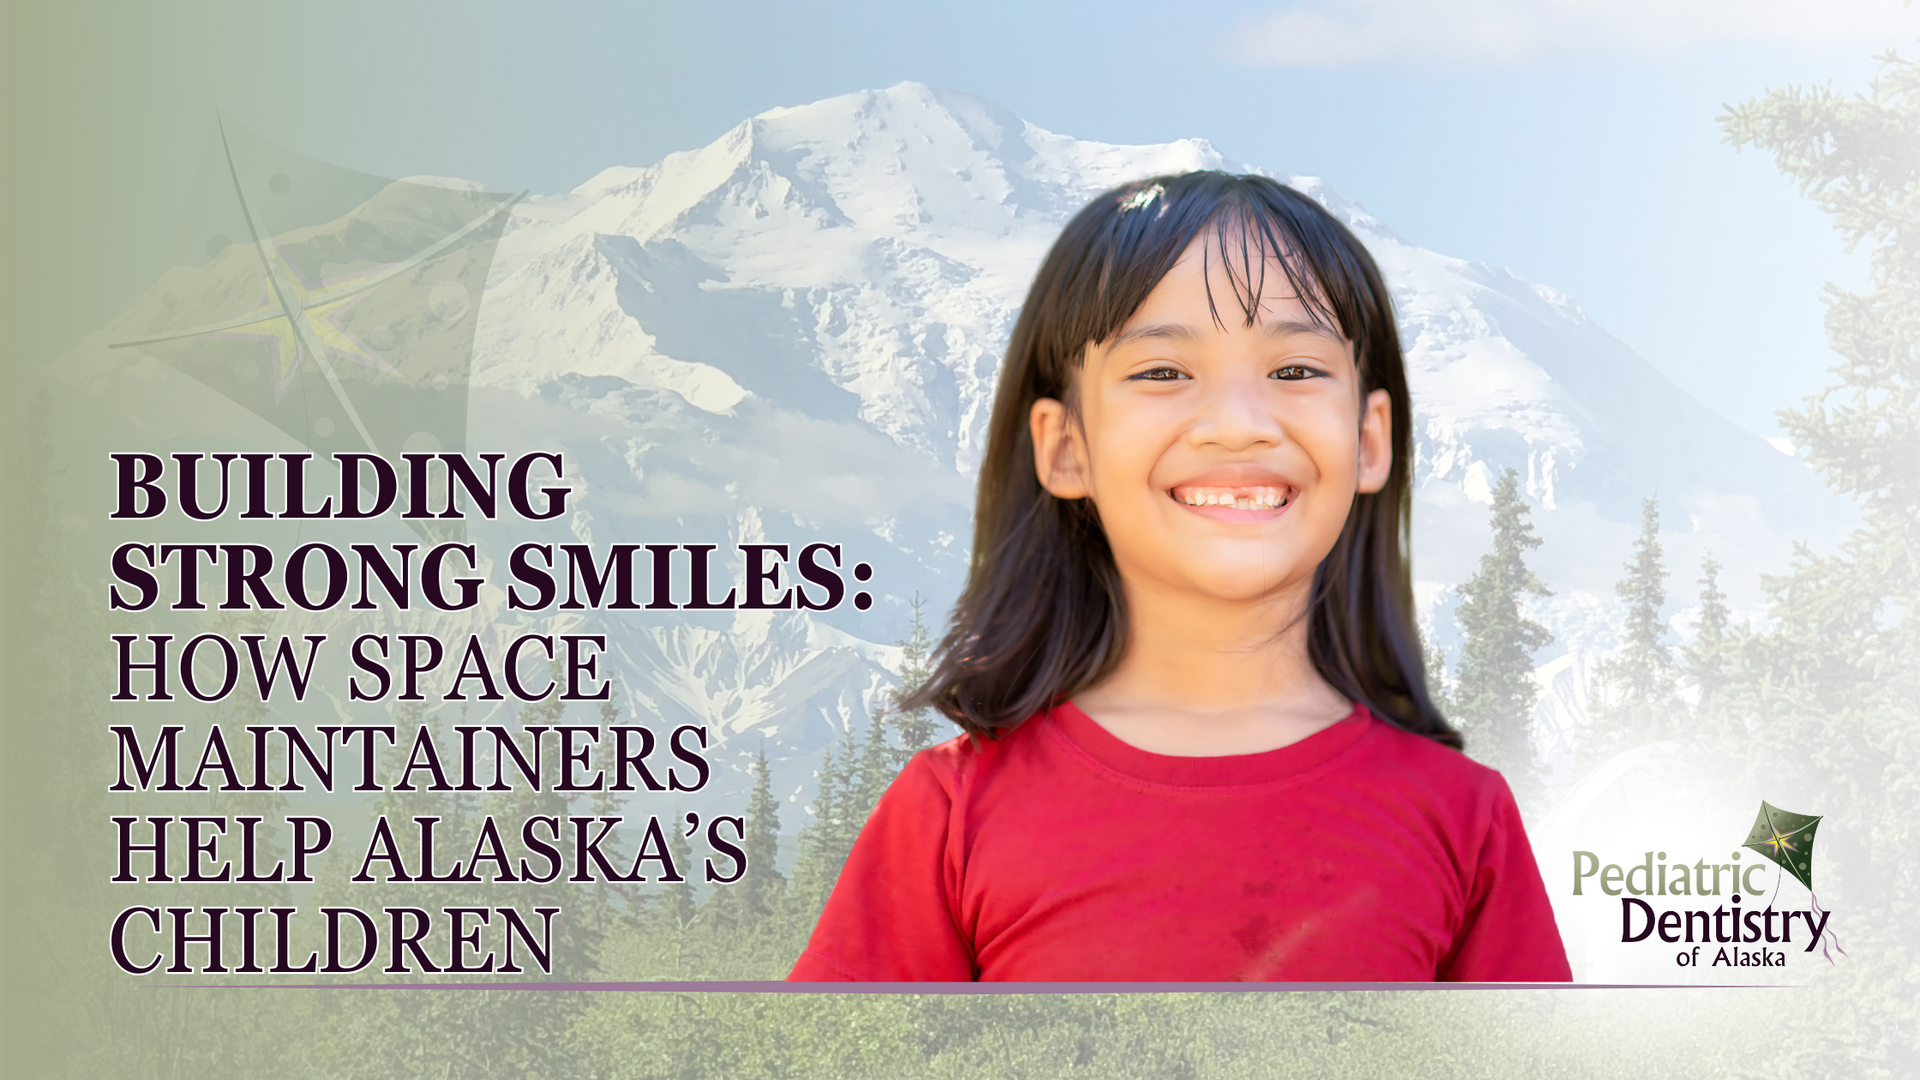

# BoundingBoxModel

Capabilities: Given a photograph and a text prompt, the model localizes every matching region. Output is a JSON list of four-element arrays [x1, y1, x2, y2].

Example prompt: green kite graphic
[[107, 114, 521, 469], [1741, 801, 1821, 892]]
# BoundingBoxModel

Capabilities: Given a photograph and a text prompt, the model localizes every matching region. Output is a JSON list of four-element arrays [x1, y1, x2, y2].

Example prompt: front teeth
[[1175, 486, 1289, 510]]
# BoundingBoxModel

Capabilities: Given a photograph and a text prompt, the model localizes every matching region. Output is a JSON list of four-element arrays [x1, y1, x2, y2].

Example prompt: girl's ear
[[1356, 388, 1393, 494], [1030, 397, 1091, 499]]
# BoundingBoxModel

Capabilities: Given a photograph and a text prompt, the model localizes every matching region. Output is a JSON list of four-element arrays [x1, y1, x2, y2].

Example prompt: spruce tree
[[852, 705, 895, 816], [583, 691, 636, 944], [1715, 51, 1920, 1071], [1422, 631, 1455, 722], [787, 741, 845, 915], [1681, 553, 1732, 713], [662, 816, 696, 927], [780, 601, 978, 932], [1611, 498, 1673, 701], [1585, 497, 1678, 762], [740, 745, 784, 920], [822, 720, 863, 865], [1452, 467, 1553, 808], [785, 597, 948, 922], [889, 595, 943, 763]]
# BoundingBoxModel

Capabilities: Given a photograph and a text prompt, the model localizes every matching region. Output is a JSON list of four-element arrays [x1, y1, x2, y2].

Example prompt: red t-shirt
[[789, 701, 1571, 982]]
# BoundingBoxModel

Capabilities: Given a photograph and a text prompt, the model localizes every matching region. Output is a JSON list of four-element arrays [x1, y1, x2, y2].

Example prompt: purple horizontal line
[[161, 980, 1790, 993]]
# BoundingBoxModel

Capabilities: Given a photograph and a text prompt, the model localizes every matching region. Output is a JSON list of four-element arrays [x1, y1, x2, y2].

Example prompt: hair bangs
[[909, 170, 1458, 751], [1052, 176, 1387, 393]]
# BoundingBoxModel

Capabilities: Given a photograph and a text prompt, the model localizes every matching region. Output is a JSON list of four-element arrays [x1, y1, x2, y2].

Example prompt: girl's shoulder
[[1360, 714, 1525, 812], [899, 706, 1519, 820], [1366, 714, 1496, 769], [893, 707, 1074, 804], [907, 714, 1046, 779]]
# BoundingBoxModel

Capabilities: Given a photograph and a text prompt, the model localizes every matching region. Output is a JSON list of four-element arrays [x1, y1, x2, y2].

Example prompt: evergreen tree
[[852, 704, 896, 815], [889, 595, 944, 762], [787, 741, 845, 915], [1422, 629, 1455, 722], [1452, 468, 1553, 809], [739, 745, 785, 920], [584, 690, 639, 942], [1714, 51, 1920, 1073], [820, 720, 864, 866], [785, 602, 952, 922], [1609, 498, 1673, 701], [662, 816, 697, 928], [1585, 497, 1679, 763], [1681, 553, 1732, 713]]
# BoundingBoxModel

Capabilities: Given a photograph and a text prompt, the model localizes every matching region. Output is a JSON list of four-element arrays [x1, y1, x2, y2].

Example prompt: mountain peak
[[456, 81, 1860, 800], [480, 83, 1846, 648]]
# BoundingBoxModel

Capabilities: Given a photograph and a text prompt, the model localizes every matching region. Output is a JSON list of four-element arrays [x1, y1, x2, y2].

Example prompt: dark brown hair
[[909, 171, 1459, 749]]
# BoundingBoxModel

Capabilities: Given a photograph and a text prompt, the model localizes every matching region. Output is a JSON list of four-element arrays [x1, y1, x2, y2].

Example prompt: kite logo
[[1740, 801, 1818, 894], [1739, 801, 1845, 964], [1570, 799, 1844, 970]]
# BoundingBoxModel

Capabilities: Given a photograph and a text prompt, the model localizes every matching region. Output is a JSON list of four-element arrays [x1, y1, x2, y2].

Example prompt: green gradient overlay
[[4, 4, 1915, 1078]]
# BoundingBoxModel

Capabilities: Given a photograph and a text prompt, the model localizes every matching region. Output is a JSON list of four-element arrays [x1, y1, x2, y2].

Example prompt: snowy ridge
[[464, 82, 1849, 800]]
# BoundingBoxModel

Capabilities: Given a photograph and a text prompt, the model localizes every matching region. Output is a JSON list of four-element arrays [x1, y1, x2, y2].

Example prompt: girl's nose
[[1189, 371, 1285, 450]]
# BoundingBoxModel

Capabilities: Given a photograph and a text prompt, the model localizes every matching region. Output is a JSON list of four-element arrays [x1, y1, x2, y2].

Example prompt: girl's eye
[[1129, 367, 1188, 382], [1270, 365, 1321, 381]]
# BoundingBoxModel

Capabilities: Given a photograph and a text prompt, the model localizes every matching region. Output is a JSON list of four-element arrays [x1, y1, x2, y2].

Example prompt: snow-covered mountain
[[461, 82, 1850, 804]]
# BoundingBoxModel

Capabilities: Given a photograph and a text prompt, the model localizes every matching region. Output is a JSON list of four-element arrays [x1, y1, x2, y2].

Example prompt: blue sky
[[25, 0, 1920, 439]]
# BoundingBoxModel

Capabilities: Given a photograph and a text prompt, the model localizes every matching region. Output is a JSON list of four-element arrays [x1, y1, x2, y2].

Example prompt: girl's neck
[[1072, 577, 1355, 757]]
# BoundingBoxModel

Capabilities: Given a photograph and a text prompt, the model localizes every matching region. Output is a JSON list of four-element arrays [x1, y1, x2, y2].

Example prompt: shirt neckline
[[1046, 699, 1376, 788]]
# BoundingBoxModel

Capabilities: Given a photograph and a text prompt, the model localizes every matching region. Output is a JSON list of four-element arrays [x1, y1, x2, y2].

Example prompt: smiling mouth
[[1169, 485, 1292, 511]]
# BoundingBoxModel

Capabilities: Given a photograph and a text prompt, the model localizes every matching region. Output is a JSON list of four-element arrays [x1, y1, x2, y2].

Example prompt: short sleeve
[[787, 750, 977, 981], [1437, 777, 1573, 982]]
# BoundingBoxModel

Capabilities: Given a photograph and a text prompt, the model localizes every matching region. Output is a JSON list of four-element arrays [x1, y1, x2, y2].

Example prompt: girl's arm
[[1437, 777, 1574, 982], [788, 749, 977, 981]]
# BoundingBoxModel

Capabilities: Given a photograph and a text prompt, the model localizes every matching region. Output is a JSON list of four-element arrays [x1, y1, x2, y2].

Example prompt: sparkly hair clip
[[1117, 183, 1165, 215]]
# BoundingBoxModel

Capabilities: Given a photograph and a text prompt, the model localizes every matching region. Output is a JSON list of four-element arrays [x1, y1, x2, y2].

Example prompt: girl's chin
[[1136, 566, 1316, 605]]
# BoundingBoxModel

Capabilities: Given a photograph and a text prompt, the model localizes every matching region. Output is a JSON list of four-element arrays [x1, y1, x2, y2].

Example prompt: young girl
[[789, 171, 1570, 982]]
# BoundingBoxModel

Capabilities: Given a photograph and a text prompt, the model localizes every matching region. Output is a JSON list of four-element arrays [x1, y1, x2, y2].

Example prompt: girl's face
[[1030, 230, 1392, 611]]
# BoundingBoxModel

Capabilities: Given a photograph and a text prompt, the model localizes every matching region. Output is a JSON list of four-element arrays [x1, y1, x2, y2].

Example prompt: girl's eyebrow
[[1260, 318, 1345, 341], [1105, 323, 1198, 348], [1105, 318, 1342, 350]]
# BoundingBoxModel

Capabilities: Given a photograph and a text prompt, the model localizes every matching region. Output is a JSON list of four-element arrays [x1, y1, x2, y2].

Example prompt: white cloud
[[1229, 0, 1920, 68]]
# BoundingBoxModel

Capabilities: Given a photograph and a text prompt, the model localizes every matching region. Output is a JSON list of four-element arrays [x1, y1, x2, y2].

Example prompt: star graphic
[[1760, 823, 1801, 857], [1740, 801, 1821, 892]]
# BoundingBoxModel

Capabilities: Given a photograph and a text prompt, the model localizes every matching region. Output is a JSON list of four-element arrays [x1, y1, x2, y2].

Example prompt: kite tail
[[1810, 891, 1847, 964]]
